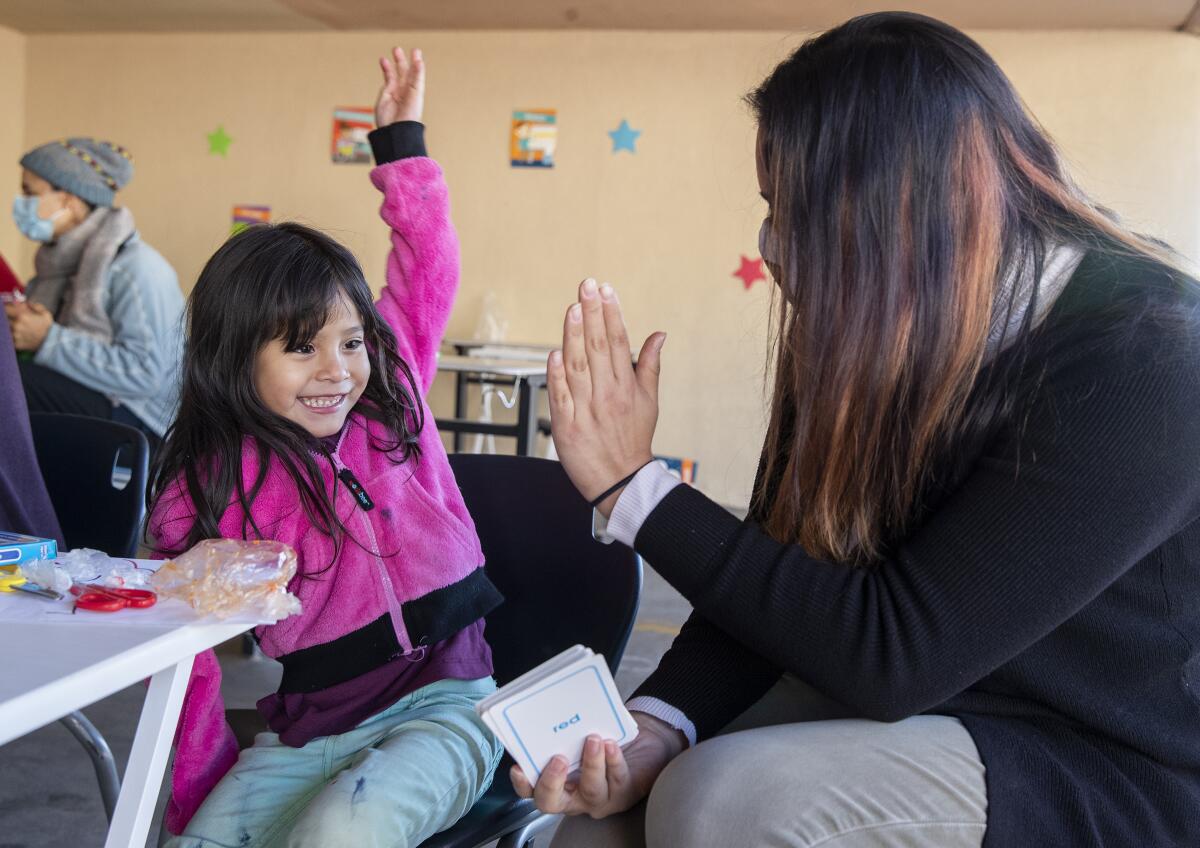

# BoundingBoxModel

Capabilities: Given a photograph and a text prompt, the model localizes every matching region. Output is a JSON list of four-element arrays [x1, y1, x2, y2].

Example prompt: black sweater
[[631, 250, 1200, 846]]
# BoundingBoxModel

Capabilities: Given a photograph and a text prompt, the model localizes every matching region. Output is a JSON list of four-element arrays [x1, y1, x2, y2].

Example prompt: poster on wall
[[655, 456, 698, 484], [511, 109, 557, 168], [231, 204, 270, 235], [331, 107, 374, 164]]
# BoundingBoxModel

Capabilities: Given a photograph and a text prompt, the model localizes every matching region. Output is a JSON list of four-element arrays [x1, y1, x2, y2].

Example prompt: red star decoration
[[733, 255, 766, 290]]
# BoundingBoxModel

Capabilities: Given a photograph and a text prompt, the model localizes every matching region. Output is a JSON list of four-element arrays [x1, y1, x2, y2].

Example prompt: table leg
[[515, 377, 538, 457], [453, 372, 468, 453], [104, 655, 195, 848]]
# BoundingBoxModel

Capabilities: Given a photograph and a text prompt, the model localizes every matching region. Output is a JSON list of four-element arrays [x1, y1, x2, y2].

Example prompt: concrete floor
[[0, 568, 692, 848]]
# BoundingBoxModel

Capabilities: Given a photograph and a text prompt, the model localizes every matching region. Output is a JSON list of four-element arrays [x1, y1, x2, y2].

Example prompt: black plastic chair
[[28, 412, 150, 560], [27, 412, 151, 824], [221, 454, 643, 848]]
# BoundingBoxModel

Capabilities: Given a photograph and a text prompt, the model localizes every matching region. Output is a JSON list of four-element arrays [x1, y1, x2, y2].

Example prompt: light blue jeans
[[168, 677, 503, 848]]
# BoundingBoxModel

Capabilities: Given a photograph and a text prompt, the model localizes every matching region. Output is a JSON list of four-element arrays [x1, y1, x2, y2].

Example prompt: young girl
[[151, 48, 505, 848]]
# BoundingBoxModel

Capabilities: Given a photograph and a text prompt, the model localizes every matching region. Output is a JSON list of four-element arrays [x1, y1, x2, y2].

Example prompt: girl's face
[[253, 293, 370, 438]]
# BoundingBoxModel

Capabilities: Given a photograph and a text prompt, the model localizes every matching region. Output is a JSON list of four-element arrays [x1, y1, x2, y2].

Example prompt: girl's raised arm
[[369, 47, 459, 394]]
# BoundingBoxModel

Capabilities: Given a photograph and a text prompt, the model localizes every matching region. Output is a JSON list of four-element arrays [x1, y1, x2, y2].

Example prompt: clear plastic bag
[[22, 548, 153, 593], [150, 539, 303, 621]]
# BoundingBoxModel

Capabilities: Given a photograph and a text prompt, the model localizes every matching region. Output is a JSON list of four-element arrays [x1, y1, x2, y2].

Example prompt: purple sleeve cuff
[[626, 696, 697, 748], [592, 462, 683, 546]]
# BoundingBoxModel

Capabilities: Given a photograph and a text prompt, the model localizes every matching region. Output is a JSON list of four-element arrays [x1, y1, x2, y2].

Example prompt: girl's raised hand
[[376, 47, 425, 127]]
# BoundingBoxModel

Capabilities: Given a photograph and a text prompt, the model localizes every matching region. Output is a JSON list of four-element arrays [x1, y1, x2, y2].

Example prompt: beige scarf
[[27, 206, 137, 344]]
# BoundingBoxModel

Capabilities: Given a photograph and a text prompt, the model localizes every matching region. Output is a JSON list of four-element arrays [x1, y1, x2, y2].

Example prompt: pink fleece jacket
[[153, 157, 490, 832]]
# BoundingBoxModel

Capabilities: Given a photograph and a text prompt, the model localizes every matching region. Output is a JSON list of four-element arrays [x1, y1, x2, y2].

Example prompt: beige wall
[[12, 29, 1200, 507], [0, 25, 25, 266]]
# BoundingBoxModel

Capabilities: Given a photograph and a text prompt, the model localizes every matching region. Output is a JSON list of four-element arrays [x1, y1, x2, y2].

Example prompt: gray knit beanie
[[19, 138, 134, 208]]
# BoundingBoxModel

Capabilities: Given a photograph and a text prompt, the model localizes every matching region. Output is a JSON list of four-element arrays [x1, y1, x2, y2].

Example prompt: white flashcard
[[479, 645, 638, 780]]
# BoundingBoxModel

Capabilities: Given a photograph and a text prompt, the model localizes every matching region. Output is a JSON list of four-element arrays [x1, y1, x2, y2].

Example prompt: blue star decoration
[[207, 125, 233, 157], [608, 119, 642, 154]]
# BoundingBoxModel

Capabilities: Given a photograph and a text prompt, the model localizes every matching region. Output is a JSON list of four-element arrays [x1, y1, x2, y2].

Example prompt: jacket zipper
[[327, 450, 414, 655]]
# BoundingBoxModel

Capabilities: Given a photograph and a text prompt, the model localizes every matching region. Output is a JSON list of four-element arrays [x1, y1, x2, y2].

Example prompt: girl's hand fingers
[[547, 349, 575, 426], [409, 47, 425, 91], [578, 279, 614, 389], [379, 55, 397, 87], [391, 46, 408, 79], [575, 736, 609, 807], [562, 300, 592, 405], [598, 284, 633, 385], [531, 756, 573, 814]]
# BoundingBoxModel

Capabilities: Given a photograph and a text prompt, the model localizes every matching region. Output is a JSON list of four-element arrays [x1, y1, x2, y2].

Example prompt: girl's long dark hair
[[749, 12, 1181, 564], [149, 222, 424, 555]]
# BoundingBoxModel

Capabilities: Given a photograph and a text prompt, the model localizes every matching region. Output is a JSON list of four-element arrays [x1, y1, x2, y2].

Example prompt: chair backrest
[[448, 453, 642, 684], [28, 413, 149, 558]]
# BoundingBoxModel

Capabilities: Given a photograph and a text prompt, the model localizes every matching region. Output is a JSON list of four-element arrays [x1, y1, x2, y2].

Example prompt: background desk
[[435, 354, 549, 456]]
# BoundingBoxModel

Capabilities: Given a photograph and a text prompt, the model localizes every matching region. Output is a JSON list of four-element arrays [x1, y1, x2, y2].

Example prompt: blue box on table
[[0, 531, 58, 569]]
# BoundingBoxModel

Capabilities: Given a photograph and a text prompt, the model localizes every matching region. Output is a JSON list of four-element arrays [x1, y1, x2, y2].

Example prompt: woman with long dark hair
[[517, 13, 1200, 847]]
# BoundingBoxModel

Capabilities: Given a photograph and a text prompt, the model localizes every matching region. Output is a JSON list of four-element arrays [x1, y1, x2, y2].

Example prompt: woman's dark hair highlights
[[149, 222, 424, 554], [749, 12, 1176, 563]]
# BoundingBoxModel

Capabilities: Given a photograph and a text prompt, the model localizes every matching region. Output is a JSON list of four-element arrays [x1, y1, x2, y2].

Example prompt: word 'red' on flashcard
[[477, 645, 638, 780]]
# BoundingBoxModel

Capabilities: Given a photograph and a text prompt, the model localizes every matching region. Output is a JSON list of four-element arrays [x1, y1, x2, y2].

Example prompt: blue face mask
[[12, 195, 65, 243]]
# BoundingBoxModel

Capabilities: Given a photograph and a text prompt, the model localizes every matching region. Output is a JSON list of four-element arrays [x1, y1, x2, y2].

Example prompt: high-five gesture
[[547, 279, 667, 517], [376, 47, 425, 127]]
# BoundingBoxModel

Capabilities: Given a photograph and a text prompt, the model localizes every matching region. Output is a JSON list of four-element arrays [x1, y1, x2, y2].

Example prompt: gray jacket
[[33, 233, 184, 436]]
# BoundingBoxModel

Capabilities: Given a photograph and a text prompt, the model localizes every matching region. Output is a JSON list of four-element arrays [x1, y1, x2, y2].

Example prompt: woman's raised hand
[[511, 712, 686, 818], [547, 279, 667, 517], [375, 47, 425, 127]]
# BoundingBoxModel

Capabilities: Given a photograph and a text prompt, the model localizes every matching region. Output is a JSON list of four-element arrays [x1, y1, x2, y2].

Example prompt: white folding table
[[0, 569, 270, 848], [435, 354, 550, 456]]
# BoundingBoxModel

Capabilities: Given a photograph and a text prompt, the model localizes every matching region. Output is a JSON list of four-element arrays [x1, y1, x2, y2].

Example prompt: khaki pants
[[552, 675, 987, 848]]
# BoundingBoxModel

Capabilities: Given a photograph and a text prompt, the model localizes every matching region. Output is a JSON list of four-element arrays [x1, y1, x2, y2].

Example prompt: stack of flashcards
[[477, 645, 639, 780]]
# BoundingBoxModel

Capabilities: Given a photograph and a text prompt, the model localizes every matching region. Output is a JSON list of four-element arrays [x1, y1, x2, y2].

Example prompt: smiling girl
[[149, 48, 504, 848]]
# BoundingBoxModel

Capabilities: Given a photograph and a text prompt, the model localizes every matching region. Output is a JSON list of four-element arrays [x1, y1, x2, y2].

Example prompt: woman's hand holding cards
[[510, 711, 686, 818]]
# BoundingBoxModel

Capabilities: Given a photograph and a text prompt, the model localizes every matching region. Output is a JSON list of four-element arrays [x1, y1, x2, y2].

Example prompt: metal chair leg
[[59, 710, 120, 823], [496, 813, 560, 848]]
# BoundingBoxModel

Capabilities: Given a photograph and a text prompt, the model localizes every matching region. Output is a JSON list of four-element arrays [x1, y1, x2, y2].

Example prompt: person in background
[[8, 138, 183, 449], [522, 12, 1200, 848], [0, 250, 23, 302], [0, 311, 62, 545]]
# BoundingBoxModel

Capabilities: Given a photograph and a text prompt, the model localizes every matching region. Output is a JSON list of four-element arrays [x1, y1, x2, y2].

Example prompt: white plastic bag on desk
[[23, 548, 152, 593], [151, 539, 302, 621]]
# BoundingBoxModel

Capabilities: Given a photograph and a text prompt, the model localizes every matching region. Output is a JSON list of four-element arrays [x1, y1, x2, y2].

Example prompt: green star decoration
[[207, 125, 233, 157]]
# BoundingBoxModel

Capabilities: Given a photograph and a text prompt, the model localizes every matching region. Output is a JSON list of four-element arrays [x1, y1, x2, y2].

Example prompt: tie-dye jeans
[[167, 676, 502, 848]]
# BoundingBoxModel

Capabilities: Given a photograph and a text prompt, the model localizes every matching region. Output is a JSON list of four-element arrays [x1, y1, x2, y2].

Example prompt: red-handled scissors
[[70, 583, 157, 613]]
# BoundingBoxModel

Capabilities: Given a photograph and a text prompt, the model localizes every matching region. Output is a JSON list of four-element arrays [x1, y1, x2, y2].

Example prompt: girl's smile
[[299, 394, 348, 412]]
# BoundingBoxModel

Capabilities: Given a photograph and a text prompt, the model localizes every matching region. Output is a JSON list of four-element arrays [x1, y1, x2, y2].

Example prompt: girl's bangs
[[266, 262, 368, 352]]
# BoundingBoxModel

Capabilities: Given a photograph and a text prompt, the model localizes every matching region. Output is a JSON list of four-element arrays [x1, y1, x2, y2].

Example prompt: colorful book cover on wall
[[331, 107, 374, 164], [231, 204, 270, 236], [511, 109, 557, 168]]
